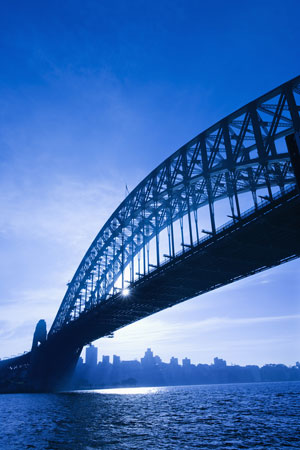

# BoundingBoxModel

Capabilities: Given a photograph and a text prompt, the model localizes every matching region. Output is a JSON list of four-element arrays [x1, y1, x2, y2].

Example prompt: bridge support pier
[[29, 334, 82, 392]]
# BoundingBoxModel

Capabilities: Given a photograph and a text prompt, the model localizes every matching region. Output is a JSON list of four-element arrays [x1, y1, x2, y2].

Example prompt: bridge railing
[[117, 183, 298, 284]]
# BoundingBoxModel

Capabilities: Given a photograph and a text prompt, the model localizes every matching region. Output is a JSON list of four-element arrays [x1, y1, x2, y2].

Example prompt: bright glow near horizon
[[74, 387, 161, 395]]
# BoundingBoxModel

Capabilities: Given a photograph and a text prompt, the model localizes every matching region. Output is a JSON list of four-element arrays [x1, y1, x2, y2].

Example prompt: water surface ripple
[[0, 382, 299, 449]]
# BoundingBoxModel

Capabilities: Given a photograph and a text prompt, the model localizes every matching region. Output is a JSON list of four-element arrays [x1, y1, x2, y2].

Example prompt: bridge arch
[[50, 76, 300, 336]]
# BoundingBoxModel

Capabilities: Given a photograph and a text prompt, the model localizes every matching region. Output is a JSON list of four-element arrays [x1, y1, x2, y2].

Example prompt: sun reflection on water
[[75, 386, 161, 395]]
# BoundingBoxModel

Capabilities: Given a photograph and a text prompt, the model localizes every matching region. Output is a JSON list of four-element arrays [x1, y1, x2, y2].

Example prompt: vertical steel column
[[166, 161, 175, 257], [187, 198, 193, 246], [274, 162, 286, 197], [153, 177, 160, 267], [131, 219, 134, 283], [182, 151, 193, 246], [264, 167, 273, 200], [191, 185, 200, 243], [171, 210, 175, 256], [233, 176, 241, 218], [96, 262, 101, 302], [247, 167, 258, 209], [142, 211, 146, 275], [79, 293, 82, 314], [155, 209, 160, 267], [225, 172, 236, 220], [193, 208, 199, 243], [200, 136, 216, 234], [170, 206, 175, 256], [121, 230, 124, 291], [104, 252, 107, 298], [138, 248, 141, 279], [250, 104, 273, 200], [223, 121, 241, 218], [167, 225, 171, 257], [180, 216, 185, 251], [147, 242, 150, 273], [84, 283, 88, 308], [90, 272, 94, 306], [112, 238, 116, 294]]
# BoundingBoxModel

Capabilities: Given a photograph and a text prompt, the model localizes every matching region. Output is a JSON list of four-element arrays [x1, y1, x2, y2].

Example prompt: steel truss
[[50, 76, 300, 335]]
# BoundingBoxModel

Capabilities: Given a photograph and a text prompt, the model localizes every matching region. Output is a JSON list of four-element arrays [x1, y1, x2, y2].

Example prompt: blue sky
[[0, 0, 299, 366]]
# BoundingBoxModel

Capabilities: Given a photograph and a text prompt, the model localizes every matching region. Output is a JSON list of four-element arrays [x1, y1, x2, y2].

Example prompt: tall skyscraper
[[85, 344, 98, 367], [141, 348, 155, 366]]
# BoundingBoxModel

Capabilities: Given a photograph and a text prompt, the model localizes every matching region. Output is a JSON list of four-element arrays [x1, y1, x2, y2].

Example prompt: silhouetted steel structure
[[1, 76, 300, 392]]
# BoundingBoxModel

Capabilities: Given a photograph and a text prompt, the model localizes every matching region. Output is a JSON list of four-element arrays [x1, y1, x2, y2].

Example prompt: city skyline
[[72, 344, 300, 389], [84, 344, 228, 367], [82, 345, 299, 369], [0, 1, 300, 366]]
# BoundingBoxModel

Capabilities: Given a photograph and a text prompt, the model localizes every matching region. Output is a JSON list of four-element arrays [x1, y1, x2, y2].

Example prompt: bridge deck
[[1, 189, 299, 392], [53, 187, 300, 347]]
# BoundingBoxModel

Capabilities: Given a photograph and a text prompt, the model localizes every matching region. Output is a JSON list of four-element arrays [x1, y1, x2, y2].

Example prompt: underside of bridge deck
[[2, 187, 299, 392], [55, 187, 299, 350], [2, 76, 300, 392]]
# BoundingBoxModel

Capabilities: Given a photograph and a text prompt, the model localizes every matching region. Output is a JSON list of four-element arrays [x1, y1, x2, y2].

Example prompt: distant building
[[214, 357, 227, 368], [72, 347, 300, 389], [113, 355, 120, 365], [182, 357, 191, 367], [170, 357, 178, 366], [102, 355, 110, 365], [122, 360, 140, 369], [154, 355, 162, 365], [85, 344, 98, 367], [141, 348, 155, 366]]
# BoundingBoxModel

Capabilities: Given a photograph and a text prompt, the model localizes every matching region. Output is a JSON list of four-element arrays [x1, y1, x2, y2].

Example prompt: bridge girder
[[49, 76, 300, 336]]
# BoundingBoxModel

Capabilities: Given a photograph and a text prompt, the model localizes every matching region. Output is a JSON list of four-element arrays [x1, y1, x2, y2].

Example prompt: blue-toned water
[[0, 382, 299, 449]]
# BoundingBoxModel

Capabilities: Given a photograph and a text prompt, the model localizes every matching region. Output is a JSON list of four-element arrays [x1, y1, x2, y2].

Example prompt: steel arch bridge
[[1, 76, 300, 392]]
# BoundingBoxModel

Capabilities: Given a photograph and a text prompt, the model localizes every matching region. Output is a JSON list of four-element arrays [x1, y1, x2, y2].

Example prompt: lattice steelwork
[[49, 76, 300, 335]]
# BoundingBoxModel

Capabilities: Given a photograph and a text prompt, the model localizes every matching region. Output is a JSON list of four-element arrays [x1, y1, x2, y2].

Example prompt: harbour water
[[0, 382, 299, 449]]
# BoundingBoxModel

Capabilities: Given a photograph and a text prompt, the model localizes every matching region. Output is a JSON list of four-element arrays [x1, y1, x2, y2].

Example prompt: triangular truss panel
[[50, 76, 300, 335]]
